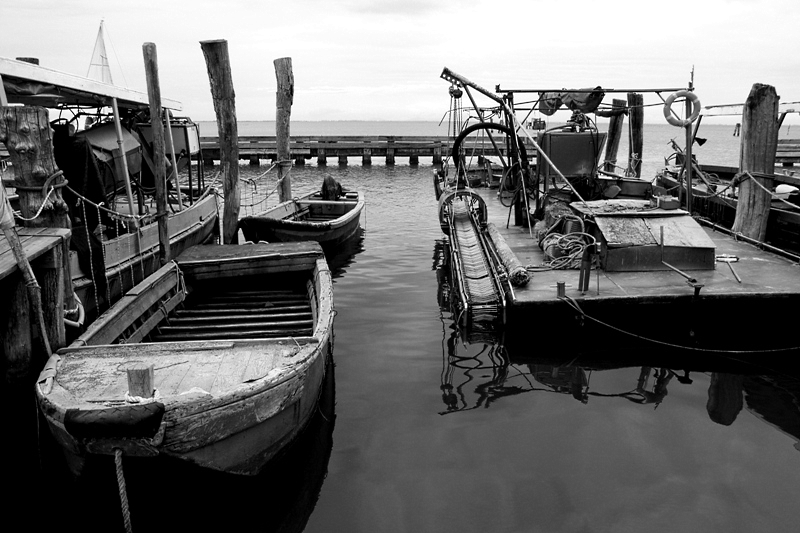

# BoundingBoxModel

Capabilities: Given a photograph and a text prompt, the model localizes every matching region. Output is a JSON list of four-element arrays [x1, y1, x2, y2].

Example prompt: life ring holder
[[663, 90, 701, 128]]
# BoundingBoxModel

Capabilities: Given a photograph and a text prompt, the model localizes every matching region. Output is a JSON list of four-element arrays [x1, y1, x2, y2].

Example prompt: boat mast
[[87, 21, 113, 85]]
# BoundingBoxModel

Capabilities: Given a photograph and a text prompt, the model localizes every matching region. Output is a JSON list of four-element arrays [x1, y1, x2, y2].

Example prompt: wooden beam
[[274, 57, 294, 202], [142, 42, 171, 265], [200, 39, 240, 245], [732, 83, 780, 241]]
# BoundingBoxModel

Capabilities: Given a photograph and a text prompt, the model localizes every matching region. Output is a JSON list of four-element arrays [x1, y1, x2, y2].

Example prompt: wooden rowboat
[[238, 190, 364, 252], [35, 241, 333, 476]]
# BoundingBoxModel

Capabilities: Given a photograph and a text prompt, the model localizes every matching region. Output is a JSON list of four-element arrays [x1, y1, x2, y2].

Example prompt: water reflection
[[433, 240, 800, 452], [327, 226, 365, 279]]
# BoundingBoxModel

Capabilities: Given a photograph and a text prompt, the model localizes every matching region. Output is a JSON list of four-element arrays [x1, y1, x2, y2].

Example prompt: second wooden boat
[[36, 241, 333, 476], [238, 190, 364, 252]]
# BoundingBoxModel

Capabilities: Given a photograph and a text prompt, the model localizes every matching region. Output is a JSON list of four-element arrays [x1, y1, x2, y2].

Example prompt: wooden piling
[[386, 139, 396, 165], [433, 140, 442, 165], [627, 93, 644, 177], [603, 98, 626, 173], [274, 57, 293, 202], [731, 83, 780, 242], [142, 43, 171, 264], [0, 105, 75, 313], [201, 39, 240, 244]]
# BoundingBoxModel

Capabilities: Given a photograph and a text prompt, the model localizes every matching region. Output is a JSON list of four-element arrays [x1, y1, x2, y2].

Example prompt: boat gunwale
[[243, 190, 365, 230]]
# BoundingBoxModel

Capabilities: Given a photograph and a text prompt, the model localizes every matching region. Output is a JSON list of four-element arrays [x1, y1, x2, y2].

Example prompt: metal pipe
[[496, 87, 688, 94]]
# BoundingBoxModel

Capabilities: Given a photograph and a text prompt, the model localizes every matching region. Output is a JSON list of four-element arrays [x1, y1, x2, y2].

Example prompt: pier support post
[[386, 138, 396, 165], [362, 145, 372, 166], [201, 39, 240, 244], [249, 155, 259, 165], [433, 140, 442, 165], [603, 99, 626, 173], [338, 155, 348, 165], [732, 83, 780, 242], [627, 93, 644, 177], [317, 146, 327, 166], [410, 154, 419, 166]]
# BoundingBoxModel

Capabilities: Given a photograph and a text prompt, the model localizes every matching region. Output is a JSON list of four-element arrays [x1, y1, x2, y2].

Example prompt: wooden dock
[[1, 227, 70, 383], [200, 135, 451, 166], [200, 135, 539, 166], [472, 189, 800, 356]]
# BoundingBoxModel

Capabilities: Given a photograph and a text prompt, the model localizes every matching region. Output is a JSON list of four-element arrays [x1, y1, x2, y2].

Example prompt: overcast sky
[[2, 0, 797, 123]]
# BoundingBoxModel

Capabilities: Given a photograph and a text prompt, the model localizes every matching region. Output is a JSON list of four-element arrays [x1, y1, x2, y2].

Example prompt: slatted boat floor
[[150, 284, 314, 342]]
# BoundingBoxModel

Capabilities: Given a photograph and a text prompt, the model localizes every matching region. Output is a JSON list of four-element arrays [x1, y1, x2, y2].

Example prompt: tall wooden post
[[201, 39, 240, 244], [627, 93, 644, 177], [0, 105, 75, 323], [603, 98, 626, 173], [0, 107, 71, 230], [274, 57, 293, 202], [731, 83, 780, 242], [142, 42, 170, 264]]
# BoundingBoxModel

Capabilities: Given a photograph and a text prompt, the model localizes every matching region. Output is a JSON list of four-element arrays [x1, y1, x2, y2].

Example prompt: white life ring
[[663, 90, 701, 128]]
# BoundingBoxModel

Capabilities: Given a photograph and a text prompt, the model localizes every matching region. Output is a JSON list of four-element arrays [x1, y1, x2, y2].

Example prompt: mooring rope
[[114, 448, 133, 533]]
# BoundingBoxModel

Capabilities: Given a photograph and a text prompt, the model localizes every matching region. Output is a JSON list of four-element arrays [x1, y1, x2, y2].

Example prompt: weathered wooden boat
[[655, 154, 800, 254], [1, 54, 218, 322], [238, 189, 364, 251], [35, 241, 333, 475]]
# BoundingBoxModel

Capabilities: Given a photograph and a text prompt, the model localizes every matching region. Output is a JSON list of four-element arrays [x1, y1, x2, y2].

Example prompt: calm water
[[6, 122, 800, 532]]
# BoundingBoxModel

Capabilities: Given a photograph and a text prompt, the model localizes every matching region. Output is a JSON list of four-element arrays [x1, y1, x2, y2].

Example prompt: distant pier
[[200, 135, 453, 166]]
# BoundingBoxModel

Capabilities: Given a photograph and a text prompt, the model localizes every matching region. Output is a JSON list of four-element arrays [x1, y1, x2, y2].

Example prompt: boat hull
[[239, 191, 364, 252], [37, 242, 334, 476], [71, 194, 219, 319], [656, 168, 800, 254]]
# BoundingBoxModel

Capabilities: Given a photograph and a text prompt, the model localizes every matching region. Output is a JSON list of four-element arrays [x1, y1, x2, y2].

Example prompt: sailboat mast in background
[[87, 20, 113, 84]]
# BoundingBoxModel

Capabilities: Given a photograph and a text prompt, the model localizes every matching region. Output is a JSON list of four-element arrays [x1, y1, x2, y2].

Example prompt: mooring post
[[603, 98, 626, 173], [274, 57, 293, 202], [1, 105, 73, 352], [142, 43, 171, 264], [731, 83, 780, 242], [201, 39, 240, 244], [627, 93, 644, 177]]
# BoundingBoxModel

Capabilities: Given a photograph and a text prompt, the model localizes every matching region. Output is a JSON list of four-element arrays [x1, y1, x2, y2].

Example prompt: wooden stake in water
[[274, 57, 294, 202], [142, 42, 170, 264], [201, 39, 240, 244]]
